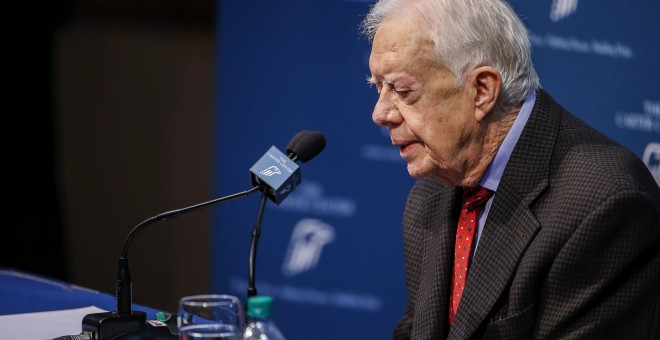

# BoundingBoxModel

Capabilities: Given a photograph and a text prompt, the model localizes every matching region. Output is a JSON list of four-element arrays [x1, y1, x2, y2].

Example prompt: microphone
[[246, 131, 326, 297], [73, 130, 325, 340]]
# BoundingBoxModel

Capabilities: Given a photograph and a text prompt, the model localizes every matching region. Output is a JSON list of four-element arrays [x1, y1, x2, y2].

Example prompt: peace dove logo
[[282, 219, 335, 276], [260, 166, 281, 176]]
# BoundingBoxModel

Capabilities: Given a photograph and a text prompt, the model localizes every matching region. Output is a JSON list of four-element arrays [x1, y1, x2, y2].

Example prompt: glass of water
[[178, 294, 244, 339]]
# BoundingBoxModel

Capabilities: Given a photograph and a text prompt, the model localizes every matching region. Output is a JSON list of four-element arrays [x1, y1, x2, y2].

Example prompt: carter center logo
[[282, 219, 335, 277], [260, 166, 281, 176], [550, 0, 578, 22]]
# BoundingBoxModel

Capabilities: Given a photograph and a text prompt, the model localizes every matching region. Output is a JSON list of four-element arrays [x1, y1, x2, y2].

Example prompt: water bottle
[[242, 296, 286, 340]]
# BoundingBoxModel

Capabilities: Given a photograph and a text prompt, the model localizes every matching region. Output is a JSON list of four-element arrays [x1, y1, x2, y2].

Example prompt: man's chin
[[406, 163, 431, 179]]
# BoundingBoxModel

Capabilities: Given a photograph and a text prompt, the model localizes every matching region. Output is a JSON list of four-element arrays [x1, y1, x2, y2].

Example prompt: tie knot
[[462, 186, 493, 211]]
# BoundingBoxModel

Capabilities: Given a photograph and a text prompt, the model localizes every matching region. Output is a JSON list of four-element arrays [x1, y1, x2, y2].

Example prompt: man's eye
[[395, 88, 412, 97]]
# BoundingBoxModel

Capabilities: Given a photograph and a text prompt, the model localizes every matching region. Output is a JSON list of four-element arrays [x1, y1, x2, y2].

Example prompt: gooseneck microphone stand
[[75, 131, 325, 340], [82, 185, 261, 340], [247, 190, 269, 298], [246, 152, 300, 298]]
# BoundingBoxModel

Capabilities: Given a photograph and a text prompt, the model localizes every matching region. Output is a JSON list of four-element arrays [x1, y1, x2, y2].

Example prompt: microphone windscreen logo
[[260, 166, 282, 177], [250, 146, 301, 204]]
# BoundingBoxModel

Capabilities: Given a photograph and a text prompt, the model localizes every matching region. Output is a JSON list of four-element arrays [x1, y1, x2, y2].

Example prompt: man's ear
[[471, 66, 501, 122]]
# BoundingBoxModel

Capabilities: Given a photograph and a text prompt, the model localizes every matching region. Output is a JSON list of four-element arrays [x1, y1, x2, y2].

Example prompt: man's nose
[[372, 89, 401, 127]]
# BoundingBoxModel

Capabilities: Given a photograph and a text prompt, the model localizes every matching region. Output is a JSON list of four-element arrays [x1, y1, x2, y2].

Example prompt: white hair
[[362, 0, 540, 115]]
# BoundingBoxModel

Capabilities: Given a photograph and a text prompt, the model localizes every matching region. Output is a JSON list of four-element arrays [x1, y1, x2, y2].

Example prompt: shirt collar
[[479, 90, 537, 192]]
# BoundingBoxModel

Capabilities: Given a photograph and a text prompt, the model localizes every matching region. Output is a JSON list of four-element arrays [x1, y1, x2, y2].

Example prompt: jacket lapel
[[448, 89, 559, 339], [411, 185, 462, 338], [448, 185, 541, 338]]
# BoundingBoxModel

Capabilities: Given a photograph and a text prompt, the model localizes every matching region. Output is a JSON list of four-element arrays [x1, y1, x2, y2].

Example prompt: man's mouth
[[392, 139, 419, 158]]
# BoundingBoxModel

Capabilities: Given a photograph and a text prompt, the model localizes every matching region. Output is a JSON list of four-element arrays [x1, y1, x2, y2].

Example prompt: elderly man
[[363, 0, 660, 339]]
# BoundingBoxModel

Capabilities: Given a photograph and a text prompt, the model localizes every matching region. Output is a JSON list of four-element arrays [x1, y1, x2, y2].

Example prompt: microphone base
[[82, 311, 147, 340]]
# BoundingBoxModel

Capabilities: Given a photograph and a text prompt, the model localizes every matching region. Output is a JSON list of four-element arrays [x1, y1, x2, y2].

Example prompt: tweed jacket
[[393, 89, 660, 339]]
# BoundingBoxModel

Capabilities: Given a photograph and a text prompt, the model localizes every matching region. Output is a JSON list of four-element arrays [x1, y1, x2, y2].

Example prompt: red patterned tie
[[449, 186, 493, 325]]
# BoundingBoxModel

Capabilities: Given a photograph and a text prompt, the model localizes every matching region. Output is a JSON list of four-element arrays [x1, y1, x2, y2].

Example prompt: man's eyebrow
[[366, 75, 395, 86]]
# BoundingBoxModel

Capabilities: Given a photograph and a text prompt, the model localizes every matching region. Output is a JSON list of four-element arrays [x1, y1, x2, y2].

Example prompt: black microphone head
[[286, 130, 309, 155], [286, 130, 326, 163]]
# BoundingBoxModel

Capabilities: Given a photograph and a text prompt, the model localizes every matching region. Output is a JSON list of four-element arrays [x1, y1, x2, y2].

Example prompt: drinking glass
[[178, 294, 244, 339]]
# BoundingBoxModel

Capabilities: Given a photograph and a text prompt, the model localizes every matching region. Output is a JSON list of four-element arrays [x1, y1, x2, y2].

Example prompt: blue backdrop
[[211, 1, 660, 338]]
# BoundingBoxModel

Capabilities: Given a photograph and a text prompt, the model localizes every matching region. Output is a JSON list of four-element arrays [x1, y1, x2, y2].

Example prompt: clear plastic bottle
[[241, 296, 286, 340]]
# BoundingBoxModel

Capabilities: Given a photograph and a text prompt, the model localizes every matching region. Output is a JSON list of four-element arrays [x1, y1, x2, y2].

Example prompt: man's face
[[368, 16, 480, 186]]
